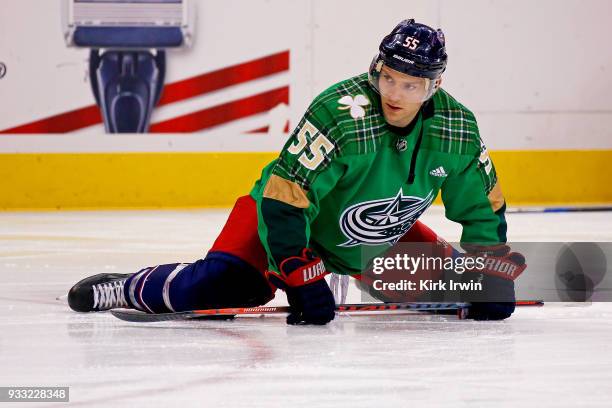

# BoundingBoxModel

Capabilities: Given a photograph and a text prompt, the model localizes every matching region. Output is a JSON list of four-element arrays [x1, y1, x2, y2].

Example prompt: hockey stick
[[110, 302, 471, 323], [507, 205, 612, 214], [515, 300, 544, 306], [109, 300, 545, 323], [110, 301, 544, 323]]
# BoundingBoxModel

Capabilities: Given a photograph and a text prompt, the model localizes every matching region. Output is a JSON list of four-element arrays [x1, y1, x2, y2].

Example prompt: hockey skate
[[68, 273, 131, 312]]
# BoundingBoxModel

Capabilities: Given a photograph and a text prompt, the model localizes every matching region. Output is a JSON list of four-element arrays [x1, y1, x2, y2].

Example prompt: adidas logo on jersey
[[429, 166, 448, 177]]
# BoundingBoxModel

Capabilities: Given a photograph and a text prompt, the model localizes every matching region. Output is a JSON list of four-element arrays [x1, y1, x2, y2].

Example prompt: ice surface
[[1, 207, 611, 407]]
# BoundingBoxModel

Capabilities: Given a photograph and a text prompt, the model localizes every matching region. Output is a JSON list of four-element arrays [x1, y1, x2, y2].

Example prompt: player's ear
[[434, 77, 443, 90]]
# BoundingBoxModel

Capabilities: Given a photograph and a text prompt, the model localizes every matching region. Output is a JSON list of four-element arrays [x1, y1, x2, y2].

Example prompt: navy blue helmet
[[369, 19, 448, 100]]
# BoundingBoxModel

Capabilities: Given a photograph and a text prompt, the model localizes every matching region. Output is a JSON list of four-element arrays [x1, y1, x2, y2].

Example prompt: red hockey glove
[[267, 249, 336, 325], [462, 245, 527, 320]]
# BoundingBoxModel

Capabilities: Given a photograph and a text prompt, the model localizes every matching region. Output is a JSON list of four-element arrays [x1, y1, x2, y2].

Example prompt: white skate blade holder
[[62, 0, 195, 49]]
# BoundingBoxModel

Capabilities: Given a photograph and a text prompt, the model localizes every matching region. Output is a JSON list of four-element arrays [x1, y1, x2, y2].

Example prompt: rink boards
[[1, 150, 611, 209]]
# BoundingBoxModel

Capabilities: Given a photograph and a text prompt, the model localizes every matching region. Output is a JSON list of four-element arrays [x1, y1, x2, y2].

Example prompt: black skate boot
[[68, 273, 131, 312]]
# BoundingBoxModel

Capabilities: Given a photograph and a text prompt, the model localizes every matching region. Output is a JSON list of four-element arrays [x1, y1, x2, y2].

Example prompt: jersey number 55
[[287, 120, 335, 170]]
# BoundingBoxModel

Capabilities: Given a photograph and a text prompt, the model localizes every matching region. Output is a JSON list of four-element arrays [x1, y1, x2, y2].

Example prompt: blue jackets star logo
[[338, 189, 434, 247]]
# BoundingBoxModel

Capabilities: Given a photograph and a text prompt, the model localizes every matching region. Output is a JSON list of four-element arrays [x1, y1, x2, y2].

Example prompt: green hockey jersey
[[250, 73, 506, 276]]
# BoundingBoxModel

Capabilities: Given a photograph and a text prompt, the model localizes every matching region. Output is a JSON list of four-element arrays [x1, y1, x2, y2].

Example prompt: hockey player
[[68, 19, 526, 323]]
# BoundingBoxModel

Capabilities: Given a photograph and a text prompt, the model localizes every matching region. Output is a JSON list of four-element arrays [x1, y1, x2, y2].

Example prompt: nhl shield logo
[[339, 189, 435, 247]]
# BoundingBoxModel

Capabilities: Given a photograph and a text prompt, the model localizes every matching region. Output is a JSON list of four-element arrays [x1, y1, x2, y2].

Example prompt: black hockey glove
[[462, 245, 527, 321], [267, 249, 336, 325]]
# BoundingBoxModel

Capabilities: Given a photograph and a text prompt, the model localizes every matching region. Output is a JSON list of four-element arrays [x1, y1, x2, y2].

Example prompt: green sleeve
[[256, 103, 345, 272], [441, 145, 507, 246]]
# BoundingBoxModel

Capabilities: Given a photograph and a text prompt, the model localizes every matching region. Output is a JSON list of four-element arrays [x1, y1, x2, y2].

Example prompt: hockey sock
[[124, 263, 190, 313], [124, 252, 274, 314]]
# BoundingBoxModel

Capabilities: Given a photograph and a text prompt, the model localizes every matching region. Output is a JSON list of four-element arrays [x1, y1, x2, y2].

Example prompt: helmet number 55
[[287, 120, 335, 170], [403, 37, 420, 50]]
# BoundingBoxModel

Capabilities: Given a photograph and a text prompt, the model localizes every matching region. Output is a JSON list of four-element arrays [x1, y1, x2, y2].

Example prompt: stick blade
[[110, 309, 196, 322]]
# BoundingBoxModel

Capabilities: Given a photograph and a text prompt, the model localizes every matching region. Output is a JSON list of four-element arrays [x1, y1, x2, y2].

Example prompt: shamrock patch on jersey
[[339, 189, 435, 247], [337, 94, 370, 119]]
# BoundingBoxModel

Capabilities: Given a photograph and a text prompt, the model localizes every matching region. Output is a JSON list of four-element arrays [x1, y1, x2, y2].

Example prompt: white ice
[[1, 207, 611, 408]]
